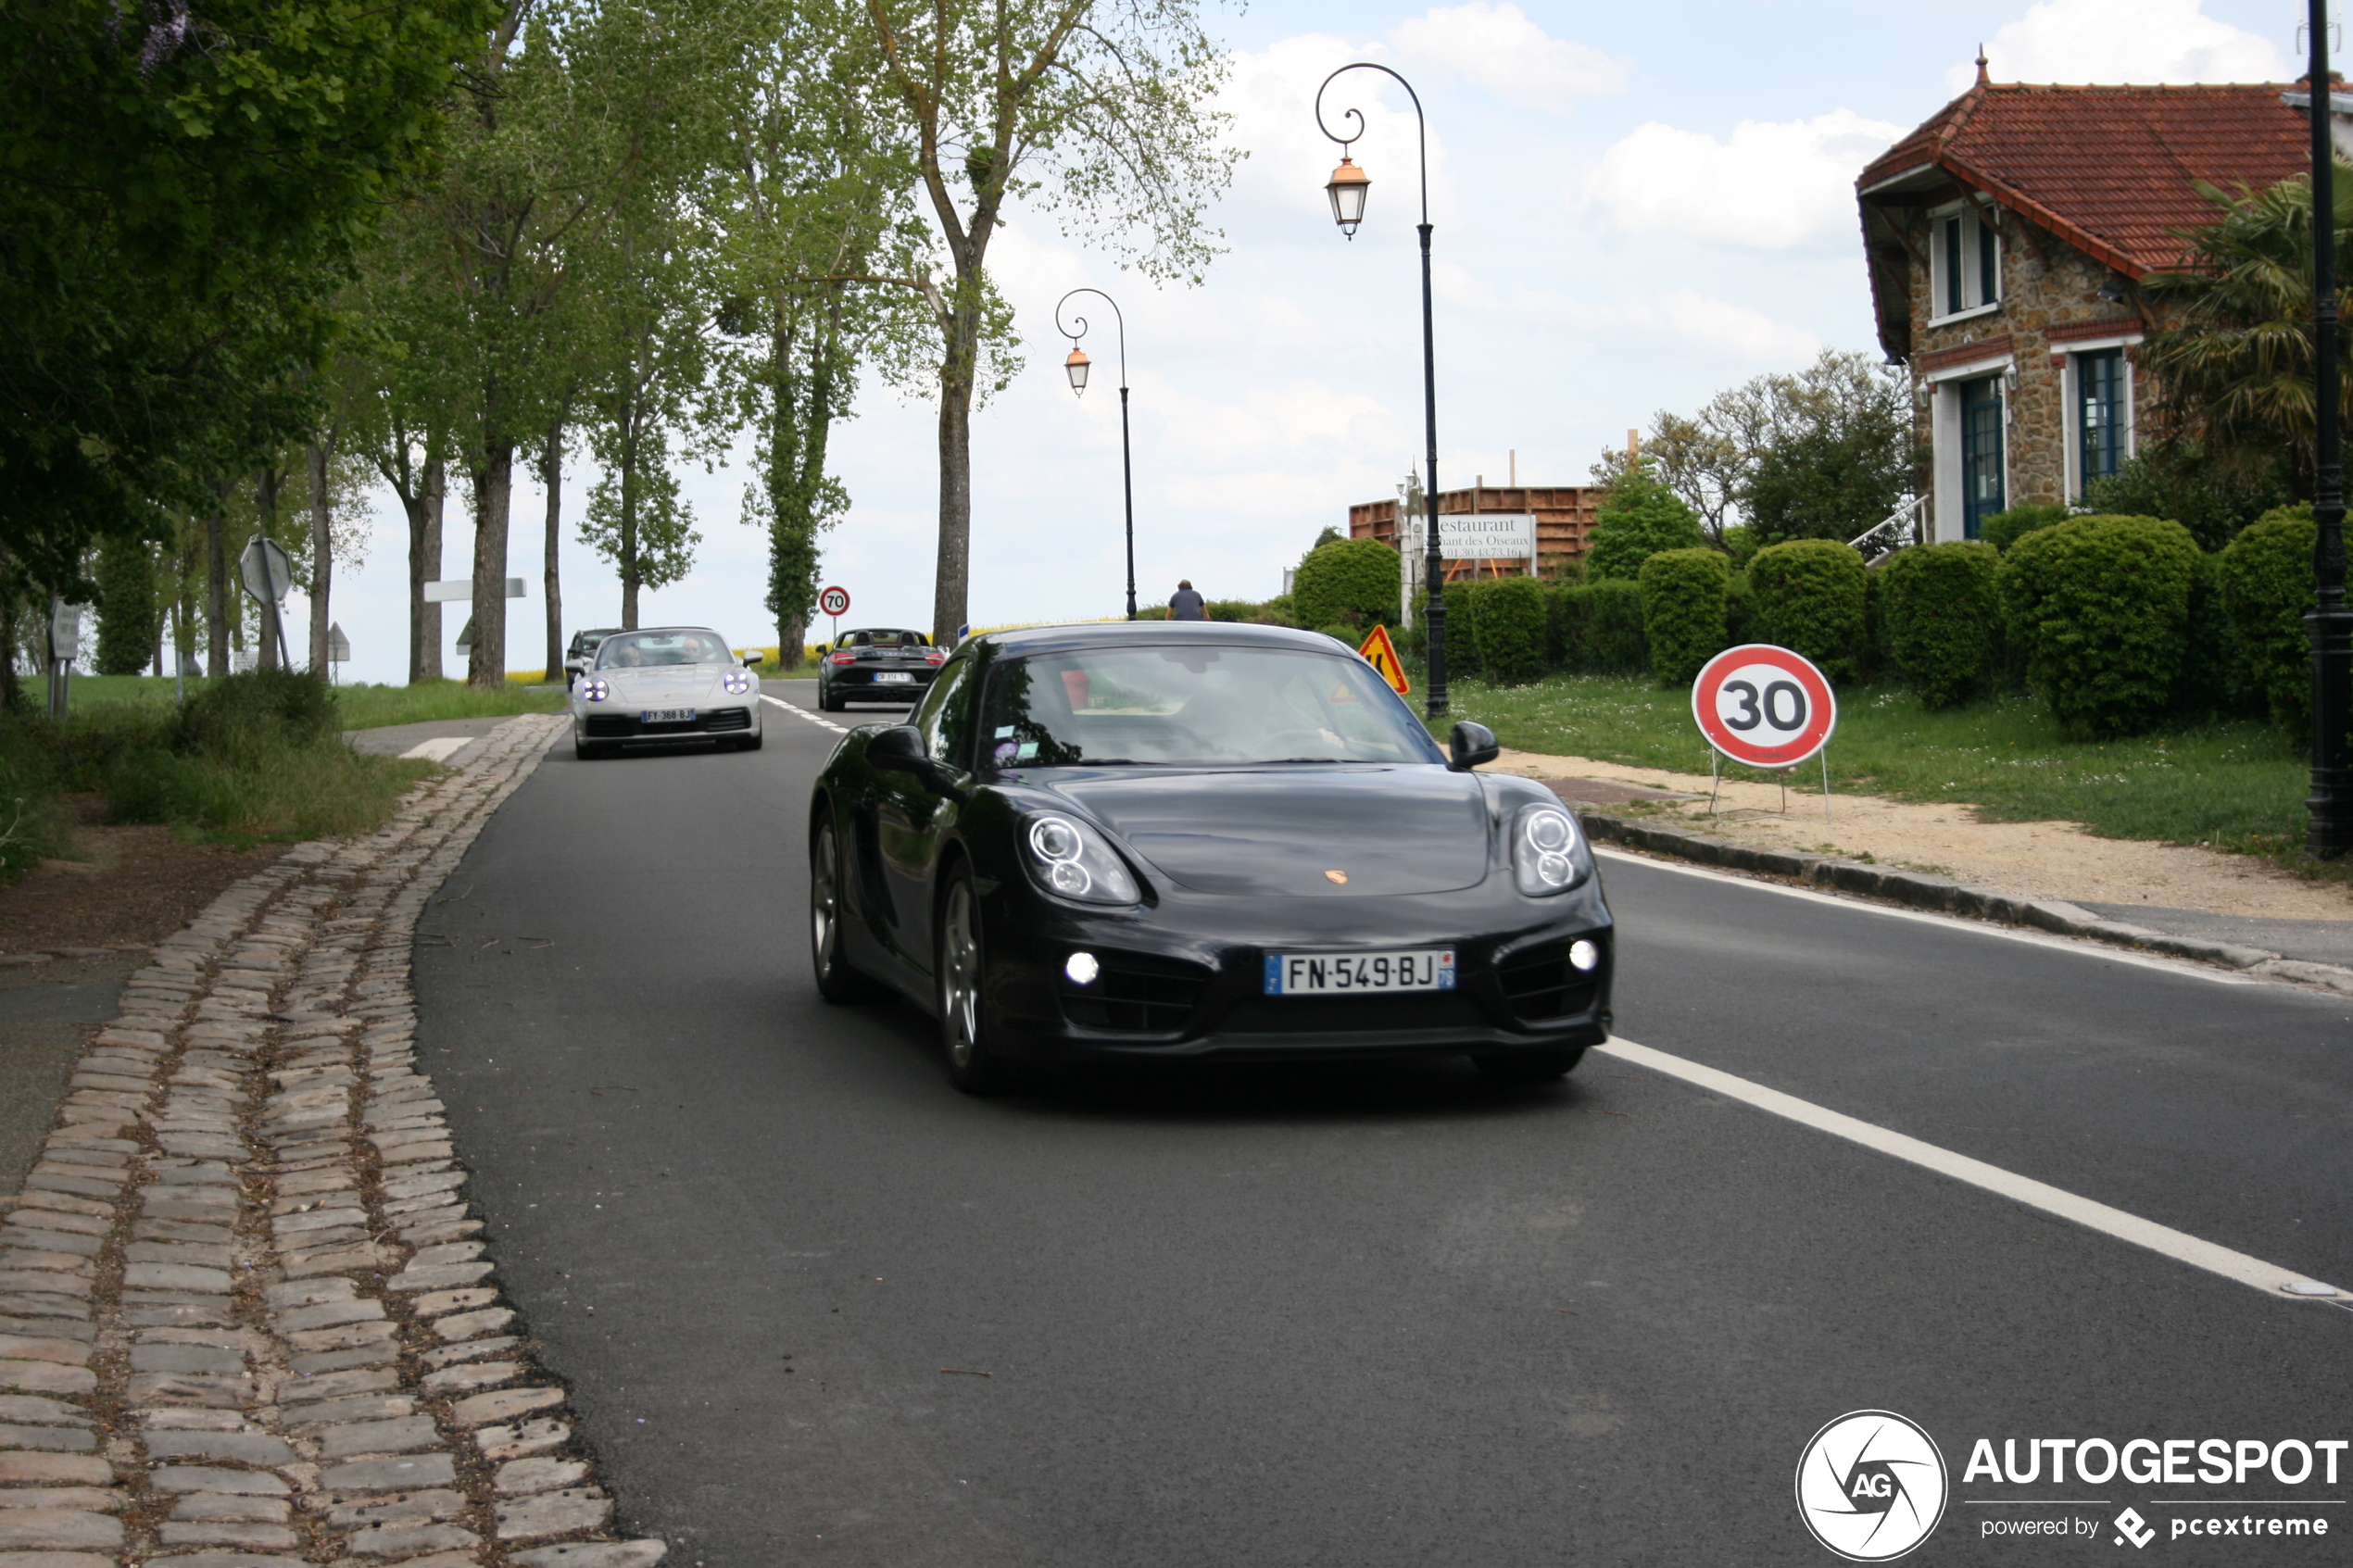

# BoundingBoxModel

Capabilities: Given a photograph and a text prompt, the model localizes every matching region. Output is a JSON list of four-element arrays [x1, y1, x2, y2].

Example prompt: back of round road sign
[[1692, 644, 1837, 768]]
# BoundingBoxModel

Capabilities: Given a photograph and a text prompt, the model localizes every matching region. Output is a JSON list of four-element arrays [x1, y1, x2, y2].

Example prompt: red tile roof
[[1858, 80, 2313, 279]]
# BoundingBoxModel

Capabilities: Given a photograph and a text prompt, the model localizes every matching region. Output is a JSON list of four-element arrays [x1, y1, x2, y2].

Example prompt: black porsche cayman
[[807, 621, 1614, 1093]]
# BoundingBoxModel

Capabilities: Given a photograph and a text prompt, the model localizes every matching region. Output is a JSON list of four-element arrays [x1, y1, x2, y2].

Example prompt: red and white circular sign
[[817, 585, 851, 618], [1692, 644, 1837, 768]]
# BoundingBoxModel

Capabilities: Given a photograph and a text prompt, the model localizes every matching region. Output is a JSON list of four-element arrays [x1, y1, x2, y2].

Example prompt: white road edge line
[[760, 692, 849, 735], [1596, 1035, 2344, 1304], [1593, 845, 2257, 987]]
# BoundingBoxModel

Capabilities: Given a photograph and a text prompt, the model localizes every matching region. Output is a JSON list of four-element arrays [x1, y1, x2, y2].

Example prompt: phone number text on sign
[[1692, 644, 1837, 768]]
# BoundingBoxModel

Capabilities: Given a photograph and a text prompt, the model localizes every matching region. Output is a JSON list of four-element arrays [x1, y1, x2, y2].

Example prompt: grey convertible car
[[572, 627, 764, 758]]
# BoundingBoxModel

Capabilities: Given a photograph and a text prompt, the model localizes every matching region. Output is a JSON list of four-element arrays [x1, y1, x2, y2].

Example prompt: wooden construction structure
[[1347, 485, 1600, 580]]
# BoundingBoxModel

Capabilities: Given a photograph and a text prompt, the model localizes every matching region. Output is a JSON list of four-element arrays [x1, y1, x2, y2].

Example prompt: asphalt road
[[417, 683, 2353, 1566]]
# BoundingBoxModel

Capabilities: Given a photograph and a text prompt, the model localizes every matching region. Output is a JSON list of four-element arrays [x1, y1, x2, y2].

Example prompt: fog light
[[1064, 952, 1100, 985], [1568, 939, 1601, 972]]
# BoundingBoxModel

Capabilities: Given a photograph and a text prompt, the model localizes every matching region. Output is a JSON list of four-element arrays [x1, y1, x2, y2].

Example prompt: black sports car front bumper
[[975, 874, 1612, 1064]]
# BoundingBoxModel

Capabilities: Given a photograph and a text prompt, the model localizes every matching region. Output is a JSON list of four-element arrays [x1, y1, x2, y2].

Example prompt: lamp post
[[1055, 288, 1138, 621], [2309, 0, 2353, 858], [1317, 62, 1449, 718]]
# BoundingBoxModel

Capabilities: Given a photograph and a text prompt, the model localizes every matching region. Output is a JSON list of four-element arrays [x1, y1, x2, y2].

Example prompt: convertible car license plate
[[641, 709, 696, 723], [875, 671, 915, 684], [1264, 949, 1455, 996]]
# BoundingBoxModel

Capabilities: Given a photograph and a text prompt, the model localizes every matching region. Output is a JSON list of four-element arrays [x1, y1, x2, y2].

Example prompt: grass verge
[[1434, 672, 2330, 878], [65, 675, 564, 730]]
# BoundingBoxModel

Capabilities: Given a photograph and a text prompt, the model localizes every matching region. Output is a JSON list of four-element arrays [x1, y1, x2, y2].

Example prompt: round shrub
[[1747, 539, 1868, 682], [1584, 464, 1704, 582], [1979, 503, 2070, 554], [171, 670, 339, 761], [1470, 576, 1549, 684], [1292, 538, 1402, 630], [1880, 542, 2000, 708], [1997, 514, 2201, 739], [1638, 548, 1730, 686], [2216, 503, 2316, 732]]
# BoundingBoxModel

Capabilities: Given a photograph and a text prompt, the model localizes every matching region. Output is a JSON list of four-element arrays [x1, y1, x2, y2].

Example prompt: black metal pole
[[1119, 383, 1137, 621], [2309, 0, 2352, 858], [1317, 64, 1446, 719]]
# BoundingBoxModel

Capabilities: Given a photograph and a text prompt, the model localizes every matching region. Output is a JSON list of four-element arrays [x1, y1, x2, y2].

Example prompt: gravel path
[[0, 712, 661, 1568]]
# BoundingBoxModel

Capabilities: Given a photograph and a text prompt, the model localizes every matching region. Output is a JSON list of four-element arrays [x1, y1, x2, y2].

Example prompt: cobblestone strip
[[0, 713, 665, 1568]]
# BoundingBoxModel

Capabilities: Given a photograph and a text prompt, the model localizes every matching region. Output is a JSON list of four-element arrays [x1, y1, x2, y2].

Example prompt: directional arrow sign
[[1692, 644, 1837, 768], [1356, 623, 1410, 696], [423, 579, 527, 603]]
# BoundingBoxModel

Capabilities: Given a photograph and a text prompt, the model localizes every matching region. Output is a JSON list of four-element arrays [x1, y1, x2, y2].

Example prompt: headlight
[[1512, 804, 1587, 896], [583, 680, 610, 702], [1023, 814, 1139, 905], [723, 671, 753, 695]]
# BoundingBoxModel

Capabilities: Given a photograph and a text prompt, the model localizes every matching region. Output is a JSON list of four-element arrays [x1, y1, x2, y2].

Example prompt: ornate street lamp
[[1055, 289, 1136, 620], [1316, 63, 1450, 717], [2308, 0, 2352, 858]]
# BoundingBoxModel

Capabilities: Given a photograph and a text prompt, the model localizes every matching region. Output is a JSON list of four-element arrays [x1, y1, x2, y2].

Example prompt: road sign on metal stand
[[818, 585, 850, 647], [1356, 624, 1410, 695], [237, 538, 295, 670], [1691, 644, 1838, 822], [327, 622, 350, 684]]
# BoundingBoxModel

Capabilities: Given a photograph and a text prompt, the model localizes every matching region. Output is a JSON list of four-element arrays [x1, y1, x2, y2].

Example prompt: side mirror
[[1447, 720, 1500, 771], [868, 724, 968, 801], [742, 653, 762, 667]]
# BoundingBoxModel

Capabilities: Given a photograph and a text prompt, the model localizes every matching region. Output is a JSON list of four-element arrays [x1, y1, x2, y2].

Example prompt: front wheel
[[1472, 1049, 1584, 1086], [810, 817, 884, 1002], [937, 869, 1013, 1095]]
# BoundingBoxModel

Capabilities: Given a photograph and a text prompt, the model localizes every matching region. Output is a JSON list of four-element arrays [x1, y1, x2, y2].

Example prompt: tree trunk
[[620, 417, 640, 631], [417, 460, 446, 681], [204, 498, 228, 679], [308, 442, 333, 674], [932, 288, 982, 645], [255, 466, 283, 671], [542, 420, 565, 682], [469, 444, 513, 687], [0, 574, 18, 711], [780, 611, 806, 671]]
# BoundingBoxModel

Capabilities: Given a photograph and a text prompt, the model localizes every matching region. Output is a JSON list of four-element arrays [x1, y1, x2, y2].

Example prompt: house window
[[2077, 349, 2127, 495], [1931, 205, 2002, 319], [1959, 375, 2006, 537]]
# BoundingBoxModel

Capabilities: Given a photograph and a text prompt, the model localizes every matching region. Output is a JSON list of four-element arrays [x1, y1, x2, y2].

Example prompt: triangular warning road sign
[[1357, 623, 1410, 695]]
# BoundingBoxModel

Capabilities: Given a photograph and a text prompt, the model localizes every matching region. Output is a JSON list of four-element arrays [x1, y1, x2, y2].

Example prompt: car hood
[[1050, 766, 1491, 897], [590, 665, 737, 702]]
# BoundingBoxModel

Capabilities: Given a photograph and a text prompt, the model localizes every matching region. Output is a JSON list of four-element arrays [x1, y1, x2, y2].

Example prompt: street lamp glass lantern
[[1326, 156, 1369, 235], [1063, 346, 1091, 395]]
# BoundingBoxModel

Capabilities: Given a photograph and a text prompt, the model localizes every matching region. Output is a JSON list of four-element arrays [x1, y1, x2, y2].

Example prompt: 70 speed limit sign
[[817, 585, 851, 618], [1692, 644, 1837, 768]]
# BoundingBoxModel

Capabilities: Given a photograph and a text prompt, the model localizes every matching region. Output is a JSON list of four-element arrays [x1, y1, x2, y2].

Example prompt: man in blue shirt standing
[[1168, 580, 1207, 621]]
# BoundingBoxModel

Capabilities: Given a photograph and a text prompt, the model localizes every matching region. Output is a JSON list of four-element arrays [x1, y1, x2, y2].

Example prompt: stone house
[[1856, 60, 2316, 540]]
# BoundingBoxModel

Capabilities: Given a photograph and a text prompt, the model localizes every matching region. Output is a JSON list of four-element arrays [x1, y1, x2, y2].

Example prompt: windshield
[[979, 645, 1444, 768], [598, 631, 733, 669], [838, 629, 926, 649]]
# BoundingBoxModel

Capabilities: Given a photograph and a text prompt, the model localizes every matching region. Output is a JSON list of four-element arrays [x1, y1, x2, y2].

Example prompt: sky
[[306, 0, 2305, 684]]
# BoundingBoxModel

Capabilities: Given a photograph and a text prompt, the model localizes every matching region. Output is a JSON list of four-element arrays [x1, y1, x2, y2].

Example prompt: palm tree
[[2139, 170, 2353, 479]]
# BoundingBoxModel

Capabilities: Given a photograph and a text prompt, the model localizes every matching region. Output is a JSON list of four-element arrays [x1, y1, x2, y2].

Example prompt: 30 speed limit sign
[[817, 585, 851, 618], [1692, 644, 1837, 768]]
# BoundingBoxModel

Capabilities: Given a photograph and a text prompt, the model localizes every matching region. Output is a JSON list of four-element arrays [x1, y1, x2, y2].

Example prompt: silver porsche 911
[[572, 626, 765, 759]]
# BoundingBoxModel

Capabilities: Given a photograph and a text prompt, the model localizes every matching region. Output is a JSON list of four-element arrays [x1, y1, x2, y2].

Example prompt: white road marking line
[[1594, 846, 2258, 986], [1596, 1035, 2345, 1304], [760, 692, 849, 734], [398, 735, 474, 762]]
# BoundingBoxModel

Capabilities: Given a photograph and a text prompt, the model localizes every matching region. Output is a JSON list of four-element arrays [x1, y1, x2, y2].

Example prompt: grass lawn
[[1436, 672, 2319, 872], [63, 675, 564, 730]]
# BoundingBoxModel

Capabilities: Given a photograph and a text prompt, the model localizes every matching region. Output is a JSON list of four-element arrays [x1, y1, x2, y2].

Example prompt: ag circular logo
[[1795, 1410, 1948, 1562]]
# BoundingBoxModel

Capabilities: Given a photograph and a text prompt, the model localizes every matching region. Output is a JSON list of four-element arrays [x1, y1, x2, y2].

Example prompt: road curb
[[1578, 810, 2353, 993]]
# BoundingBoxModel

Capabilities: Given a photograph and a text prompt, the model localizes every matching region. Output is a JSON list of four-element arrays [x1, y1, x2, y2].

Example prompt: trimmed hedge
[[1980, 503, 2070, 554], [1998, 514, 2201, 739], [1470, 576, 1550, 684], [1556, 580, 1647, 673], [1293, 537, 1402, 629], [1880, 542, 2000, 709], [1639, 548, 1730, 686], [2216, 504, 2316, 732], [1748, 539, 1868, 682], [1585, 465, 1704, 581], [1439, 580, 1479, 678]]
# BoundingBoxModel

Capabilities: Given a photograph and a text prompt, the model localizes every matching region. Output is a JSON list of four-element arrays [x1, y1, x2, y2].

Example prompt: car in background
[[563, 627, 623, 689], [818, 627, 947, 711], [806, 621, 1614, 1093], [573, 627, 764, 759]]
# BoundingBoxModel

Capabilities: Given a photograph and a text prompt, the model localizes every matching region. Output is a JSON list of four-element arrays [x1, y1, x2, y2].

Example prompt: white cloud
[[1578, 110, 1904, 250], [1390, 3, 1626, 108], [1952, 0, 2288, 92]]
